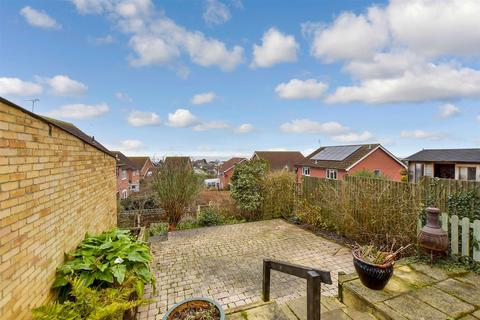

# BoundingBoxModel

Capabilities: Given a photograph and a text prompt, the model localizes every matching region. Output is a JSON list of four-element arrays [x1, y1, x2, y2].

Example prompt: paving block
[[383, 294, 449, 320], [411, 286, 475, 318]]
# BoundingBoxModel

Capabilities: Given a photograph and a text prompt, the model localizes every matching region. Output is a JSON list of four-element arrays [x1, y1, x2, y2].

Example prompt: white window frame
[[374, 169, 381, 177], [121, 169, 127, 180], [326, 169, 338, 180], [459, 166, 477, 181], [302, 166, 310, 176], [121, 190, 128, 199]]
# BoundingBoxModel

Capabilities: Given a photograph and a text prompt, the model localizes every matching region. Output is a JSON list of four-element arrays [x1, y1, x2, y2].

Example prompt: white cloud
[[116, 91, 133, 102], [305, 7, 388, 62], [280, 119, 349, 134], [477, 115, 480, 123], [332, 131, 374, 143], [387, 0, 480, 57], [167, 109, 201, 128], [0, 77, 43, 96], [275, 79, 328, 100], [45, 103, 109, 120], [326, 64, 480, 104], [191, 92, 216, 105], [39, 75, 87, 96], [234, 123, 255, 134], [90, 34, 115, 45], [438, 103, 460, 118], [20, 6, 61, 30], [193, 120, 229, 131], [118, 139, 144, 152], [251, 28, 299, 68], [71, 0, 244, 72], [400, 130, 445, 140], [71, 0, 113, 14], [203, 0, 231, 26], [127, 110, 161, 127]]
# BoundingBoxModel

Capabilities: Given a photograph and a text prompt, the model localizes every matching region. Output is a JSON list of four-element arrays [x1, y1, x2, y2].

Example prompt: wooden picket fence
[[417, 213, 480, 261]]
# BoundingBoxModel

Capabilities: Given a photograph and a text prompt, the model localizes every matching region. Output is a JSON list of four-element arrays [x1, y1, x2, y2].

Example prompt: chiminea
[[418, 207, 449, 256]]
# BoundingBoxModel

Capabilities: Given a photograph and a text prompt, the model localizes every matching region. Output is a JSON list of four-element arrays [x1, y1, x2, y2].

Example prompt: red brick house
[[251, 151, 305, 172], [112, 151, 140, 198], [218, 157, 247, 189], [296, 144, 406, 182], [128, 156, 155, 179]]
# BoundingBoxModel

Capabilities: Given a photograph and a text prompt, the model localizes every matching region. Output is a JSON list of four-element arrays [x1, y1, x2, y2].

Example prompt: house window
[[374, 169, 381, 177], [121, 169, 127, 180], [326, 169, 338, 180], [302, 167, 310, 176], [415, 163, 424, 182], [459, 167, 477, 181], [121, 190, 128, 199]]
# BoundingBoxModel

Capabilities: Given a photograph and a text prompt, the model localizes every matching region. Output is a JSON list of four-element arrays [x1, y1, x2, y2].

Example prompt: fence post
[[451, 215, 459, 255], [473, 220, 480, 262], [262, 260, 271, 302], [461, 217, 470, 257], [306, 271, 321, 320], [441, 212, 448, 232]]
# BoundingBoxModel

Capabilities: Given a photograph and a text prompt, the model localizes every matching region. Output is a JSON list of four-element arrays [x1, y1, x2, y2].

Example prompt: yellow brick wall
[[0, 100, 117, 319]]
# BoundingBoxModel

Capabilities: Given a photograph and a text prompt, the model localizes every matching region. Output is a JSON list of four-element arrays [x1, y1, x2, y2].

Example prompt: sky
[[0, 0, 479, 159]]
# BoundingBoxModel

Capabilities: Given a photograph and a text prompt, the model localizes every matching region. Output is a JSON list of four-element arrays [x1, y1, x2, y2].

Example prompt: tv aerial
[[25, 99, 40, 112]]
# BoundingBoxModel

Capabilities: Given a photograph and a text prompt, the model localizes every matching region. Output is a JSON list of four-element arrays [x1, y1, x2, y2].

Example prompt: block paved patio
[[137, 219, 354, 319]]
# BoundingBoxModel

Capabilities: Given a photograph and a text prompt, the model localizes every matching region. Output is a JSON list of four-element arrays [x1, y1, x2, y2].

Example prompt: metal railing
[[262, 259, 332, 320]]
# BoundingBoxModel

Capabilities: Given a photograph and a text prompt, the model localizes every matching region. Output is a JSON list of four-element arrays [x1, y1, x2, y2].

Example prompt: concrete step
[[226, 301, 295, 320], [285, 296, 377, 320]]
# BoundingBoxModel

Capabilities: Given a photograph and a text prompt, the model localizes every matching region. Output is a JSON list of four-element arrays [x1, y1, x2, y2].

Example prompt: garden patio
[[137, 219, 354, 319]]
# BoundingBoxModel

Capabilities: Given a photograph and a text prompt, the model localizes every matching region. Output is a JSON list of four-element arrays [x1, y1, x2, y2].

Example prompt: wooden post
[[262, 260, 271, 302], [473, 220, 480, 262], [306, 271, 321, 320], [451, 215, 459, 255], [462, 217, 470, 257]]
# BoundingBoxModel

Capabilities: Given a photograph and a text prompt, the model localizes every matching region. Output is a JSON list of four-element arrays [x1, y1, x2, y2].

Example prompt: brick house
[[218, 157, 247, 189], [112, 151, 140, 198], [128, 156, 155, 179], [251, 151, 305, 172], [164, 156, 192, 169], [296, 144, 406, 182], [0, 97, 117, 319], [405, 149, 480, 182]]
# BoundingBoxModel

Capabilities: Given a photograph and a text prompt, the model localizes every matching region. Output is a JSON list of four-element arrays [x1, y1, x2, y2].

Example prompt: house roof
[[164, 156, 192, 168], [253, 151, 305, 171], [405, 149, 480, 163], [111, 151, 137, 169], [0, 96, 114, 157], [297, 144, 383, 170], [127, 156, 151, 170], [220, 157, 247, 172]]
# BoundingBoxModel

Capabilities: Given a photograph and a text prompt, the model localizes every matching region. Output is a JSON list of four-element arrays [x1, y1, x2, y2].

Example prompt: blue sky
[[1, 0, 479, 159]]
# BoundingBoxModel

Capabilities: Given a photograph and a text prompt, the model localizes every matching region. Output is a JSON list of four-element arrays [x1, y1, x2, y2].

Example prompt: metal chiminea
[[418, 207, 449, 257]]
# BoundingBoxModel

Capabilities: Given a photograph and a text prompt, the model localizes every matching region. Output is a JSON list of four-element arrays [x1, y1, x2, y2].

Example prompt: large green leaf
[[111, 264, 126, 284]]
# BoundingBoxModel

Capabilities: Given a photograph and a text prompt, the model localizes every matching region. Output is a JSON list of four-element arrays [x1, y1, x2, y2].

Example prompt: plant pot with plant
[[352, 244, 411, 290], [163, 297, 224, 320]]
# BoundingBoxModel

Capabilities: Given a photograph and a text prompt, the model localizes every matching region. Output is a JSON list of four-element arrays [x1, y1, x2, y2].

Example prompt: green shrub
[[53, 229, 154, 298], [148, 223, 168, 237], [176, 219, 199, 230], [230, 160, 269, 221], [198, 208, 222, 226], [262, 171, 295, 219], [33, 276, 145, 320]]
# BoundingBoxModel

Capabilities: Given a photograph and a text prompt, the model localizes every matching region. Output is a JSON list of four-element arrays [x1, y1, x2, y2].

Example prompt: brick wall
[[0, 100, 117, 319]]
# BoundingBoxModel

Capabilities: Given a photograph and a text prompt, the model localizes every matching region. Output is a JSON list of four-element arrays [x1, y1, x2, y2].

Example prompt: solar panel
[[311, 145, 361, 161]]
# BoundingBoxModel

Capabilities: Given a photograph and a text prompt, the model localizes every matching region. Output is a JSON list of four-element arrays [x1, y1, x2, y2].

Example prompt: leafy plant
[[198, 208, 222, 226], [447, 190, 480, 220], [262, 171, 295, 219], [153, 160, 202, 230], [176, 219, 200, 230], [33, 276, 146, 320], [53, 229, 154, 298], [230, 160, 268, 221], [148, 223, 168, 237]]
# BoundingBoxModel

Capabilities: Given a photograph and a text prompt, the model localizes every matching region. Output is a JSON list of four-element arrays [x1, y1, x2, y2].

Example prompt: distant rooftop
[[405, 149, 480, 163]]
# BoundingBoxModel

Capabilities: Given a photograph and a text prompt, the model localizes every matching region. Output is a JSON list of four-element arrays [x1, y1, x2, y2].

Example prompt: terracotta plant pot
[[162, 297, 225, 320], [352, 251, 394, 290]]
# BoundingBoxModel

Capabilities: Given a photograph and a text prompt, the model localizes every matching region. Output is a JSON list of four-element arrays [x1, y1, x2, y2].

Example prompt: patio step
[[226, 301, 295, 320], [285, 296, 377, 320]]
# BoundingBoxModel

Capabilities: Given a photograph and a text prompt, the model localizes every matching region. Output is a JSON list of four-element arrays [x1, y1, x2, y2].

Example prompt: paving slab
[[138, 219, 354, 319], [383, 294, 448, 320], [435, 278, 480, 307], [411, 286, 475, 318], [226, 301, 293, 320]]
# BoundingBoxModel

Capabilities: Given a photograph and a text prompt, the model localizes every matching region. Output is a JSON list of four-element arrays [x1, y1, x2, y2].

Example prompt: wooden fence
[[299, 175, 480, 252], [417, 213, 480, 262]]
